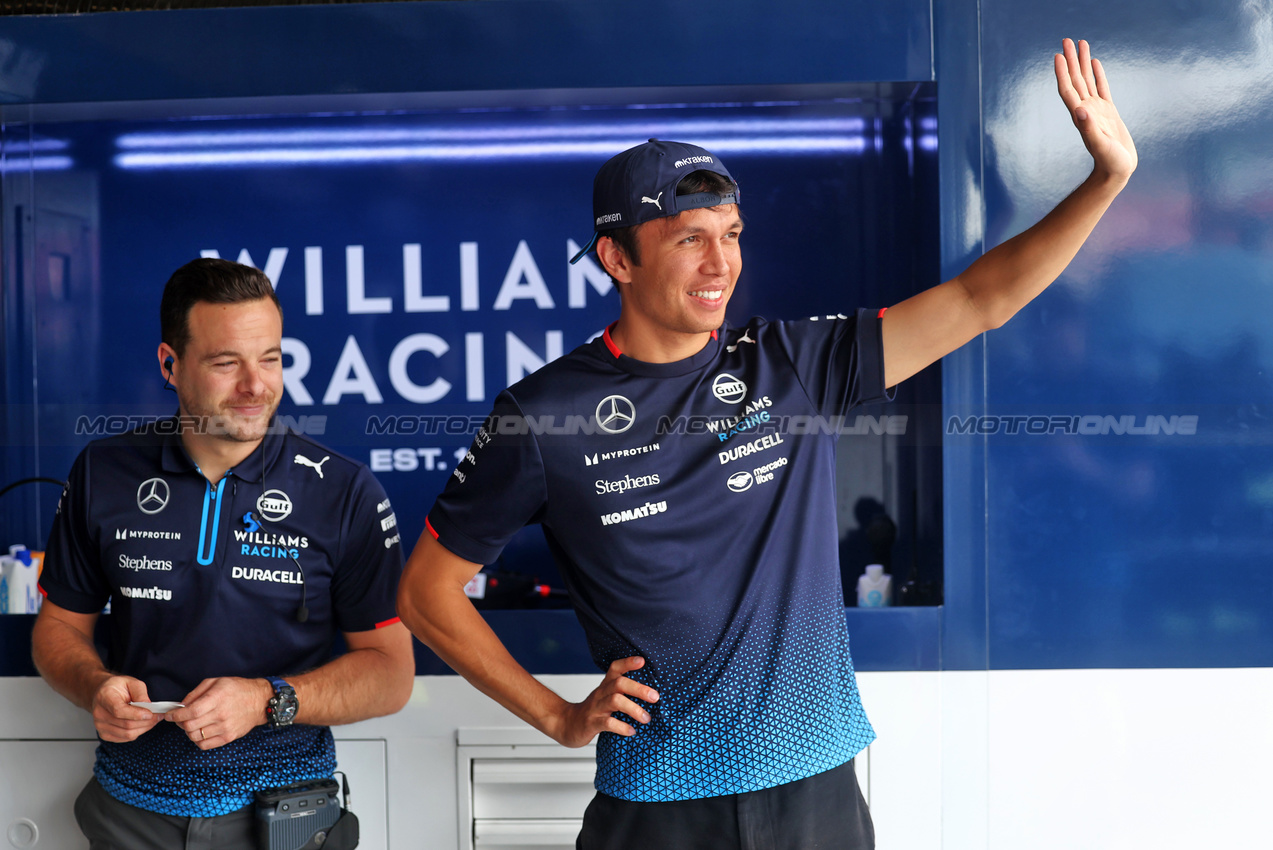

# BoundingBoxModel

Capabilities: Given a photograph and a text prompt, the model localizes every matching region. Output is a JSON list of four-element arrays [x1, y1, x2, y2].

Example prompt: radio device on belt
[[254, 773, 359, 850]]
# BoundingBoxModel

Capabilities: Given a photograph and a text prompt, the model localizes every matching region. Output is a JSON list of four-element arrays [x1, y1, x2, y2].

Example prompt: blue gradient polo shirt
[[41, 422, 403, 816], [428, 309, 892, 802]]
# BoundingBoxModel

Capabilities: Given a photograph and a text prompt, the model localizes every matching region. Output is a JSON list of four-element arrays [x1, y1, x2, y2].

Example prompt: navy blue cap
[[569, 139, 740, 264]]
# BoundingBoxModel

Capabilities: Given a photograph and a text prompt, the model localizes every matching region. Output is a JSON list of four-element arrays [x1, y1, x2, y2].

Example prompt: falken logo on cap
[[596, 213, 623, 226], [674, 155, 714, 168]]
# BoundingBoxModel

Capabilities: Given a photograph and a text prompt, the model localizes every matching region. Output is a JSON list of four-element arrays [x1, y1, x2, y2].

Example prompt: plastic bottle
[[3, 546, 40, 614], [856, 564, 892, 608], [0, 550, 11, 613]]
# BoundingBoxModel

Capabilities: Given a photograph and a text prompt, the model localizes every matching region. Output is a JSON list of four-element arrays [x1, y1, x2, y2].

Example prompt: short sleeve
[[39, 449, 111, 614], [330, 465, 405, 632], [426, 391, 549, 566], [772, 308, 894, 418]]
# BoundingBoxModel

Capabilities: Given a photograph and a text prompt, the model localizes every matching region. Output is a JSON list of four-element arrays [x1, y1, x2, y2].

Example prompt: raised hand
[[1055, 38, 1138, 183]]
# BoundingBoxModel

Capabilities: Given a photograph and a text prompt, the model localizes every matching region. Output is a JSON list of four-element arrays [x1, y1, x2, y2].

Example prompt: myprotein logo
[[136, 478, 170, 515], [256, 489, 293, 522], [118, 554, 173, 572], [115, 528, 182, 541], [584, 442, 661, 467], [595, 395, 636, 435], [119, 586, 172, 601], [600, 500, 667, 527], [595, 473, 660, 496], [712, 373, 747, 404]]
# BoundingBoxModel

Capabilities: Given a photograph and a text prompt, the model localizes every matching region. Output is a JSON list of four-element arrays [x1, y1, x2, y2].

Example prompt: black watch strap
[[265, 676, 298, 728]]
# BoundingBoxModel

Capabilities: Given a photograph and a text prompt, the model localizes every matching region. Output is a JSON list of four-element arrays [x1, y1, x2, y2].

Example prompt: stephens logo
[[596, 395, 636, 435], [727, 471, 753, 492], [712, 373, 748, 404], [595, 473, 660, 496], [136, 478, 170, 515], [256, 489, 293, 522], [118, 554, 174, 571]]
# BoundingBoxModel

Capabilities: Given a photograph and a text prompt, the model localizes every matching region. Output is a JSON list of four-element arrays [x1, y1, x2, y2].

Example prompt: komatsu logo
[[600, 500, 667, 527], [119, 586, 172, 601]]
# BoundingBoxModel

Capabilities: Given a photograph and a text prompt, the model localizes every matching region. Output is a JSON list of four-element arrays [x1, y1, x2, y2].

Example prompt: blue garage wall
[[949, 0, 1273, 668], [3, 0, 1269, 674]]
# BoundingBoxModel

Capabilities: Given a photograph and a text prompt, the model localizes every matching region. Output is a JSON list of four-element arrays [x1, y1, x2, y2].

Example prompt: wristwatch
[[265, 676, 298, 728]]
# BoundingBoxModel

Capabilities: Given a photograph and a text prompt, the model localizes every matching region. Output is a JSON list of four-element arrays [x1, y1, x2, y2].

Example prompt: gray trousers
[[74, 777, 256, 850]]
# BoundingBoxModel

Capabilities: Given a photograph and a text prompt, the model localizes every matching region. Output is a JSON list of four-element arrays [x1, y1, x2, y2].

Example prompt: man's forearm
[[285, 625, 415, 727], [956, 169, 1128, 329], [398, 576, 571, 739], [32, 609, 111, 712]]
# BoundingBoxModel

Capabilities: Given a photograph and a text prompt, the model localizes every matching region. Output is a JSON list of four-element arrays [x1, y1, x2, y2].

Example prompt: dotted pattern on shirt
[[592, 581, 875, 801], [93, 722, 335, 816]]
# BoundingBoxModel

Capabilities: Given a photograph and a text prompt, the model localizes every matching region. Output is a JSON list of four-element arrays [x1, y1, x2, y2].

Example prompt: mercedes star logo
[[137, 478, 170, 515], [595, 395, 636, 435]]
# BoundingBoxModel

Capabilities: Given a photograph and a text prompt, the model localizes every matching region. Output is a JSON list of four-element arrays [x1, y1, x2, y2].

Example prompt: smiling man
[[33, 258, 414, 850], [397, 39, 1135, 849]]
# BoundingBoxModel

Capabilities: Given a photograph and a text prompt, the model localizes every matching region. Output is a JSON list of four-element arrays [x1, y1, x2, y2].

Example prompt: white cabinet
[[457, 728, 595, 850]]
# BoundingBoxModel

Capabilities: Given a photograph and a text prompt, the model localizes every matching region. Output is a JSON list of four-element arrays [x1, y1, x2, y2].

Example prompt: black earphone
[[162, 356, 176, 393], [246, 509, 310, 624]]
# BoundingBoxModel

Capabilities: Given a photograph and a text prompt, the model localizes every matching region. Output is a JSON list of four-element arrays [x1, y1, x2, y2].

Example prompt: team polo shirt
[[428, 309, 892, 802], [41, 423, 403, 817]]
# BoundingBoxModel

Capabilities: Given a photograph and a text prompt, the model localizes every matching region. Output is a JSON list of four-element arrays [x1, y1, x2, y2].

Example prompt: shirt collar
[[159, 417, 286, 483]]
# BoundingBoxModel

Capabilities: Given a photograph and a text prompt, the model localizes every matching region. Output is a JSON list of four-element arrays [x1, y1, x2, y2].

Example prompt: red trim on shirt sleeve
[[37, 583, 47, 598], [877, 307, 888, 318], [425, 517, 439, 540], [602, 323, 622, 358], [375, 616, 402, 629]]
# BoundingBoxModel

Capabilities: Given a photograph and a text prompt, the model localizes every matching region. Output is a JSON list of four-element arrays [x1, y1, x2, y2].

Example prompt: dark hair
[[160, 257, 282, 356], [602, 169, 739, 269]]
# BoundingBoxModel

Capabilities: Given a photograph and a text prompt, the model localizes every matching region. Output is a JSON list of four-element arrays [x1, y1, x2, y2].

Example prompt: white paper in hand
[[130, 701, 184, 713]]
